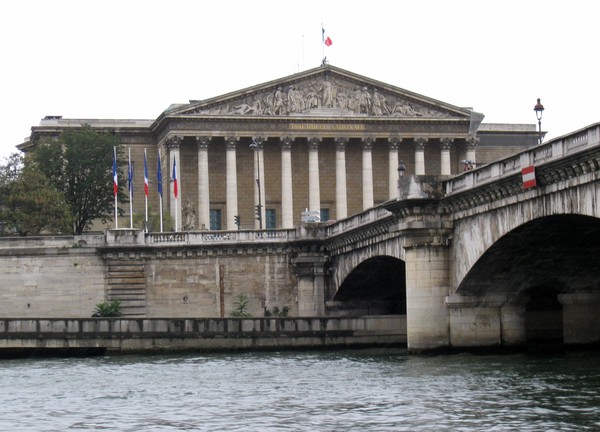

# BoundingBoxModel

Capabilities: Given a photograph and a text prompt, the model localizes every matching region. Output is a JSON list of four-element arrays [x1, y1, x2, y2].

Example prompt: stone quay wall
[[0, 316, 407, 355]]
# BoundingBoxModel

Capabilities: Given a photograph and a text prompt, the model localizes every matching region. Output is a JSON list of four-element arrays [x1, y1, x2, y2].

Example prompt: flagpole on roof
[[321, 24, 325, 64]]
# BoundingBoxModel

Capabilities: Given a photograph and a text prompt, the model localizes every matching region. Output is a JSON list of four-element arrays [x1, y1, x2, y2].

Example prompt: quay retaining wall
[[0, 315, 406, 356]]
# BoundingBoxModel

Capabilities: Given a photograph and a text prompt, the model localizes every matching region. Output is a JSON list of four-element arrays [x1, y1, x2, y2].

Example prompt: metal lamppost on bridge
[[534, 98, 545, 145], [249, 139, 263, 230]]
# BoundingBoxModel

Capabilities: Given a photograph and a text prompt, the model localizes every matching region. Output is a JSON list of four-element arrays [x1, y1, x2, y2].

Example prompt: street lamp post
[[397, 160, 406, 178], [534, 98, 545, 145], [250, 139, 263, 229]]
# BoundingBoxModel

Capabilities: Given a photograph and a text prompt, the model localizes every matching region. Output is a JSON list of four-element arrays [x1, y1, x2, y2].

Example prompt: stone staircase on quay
[[105, 260, 147, 317]]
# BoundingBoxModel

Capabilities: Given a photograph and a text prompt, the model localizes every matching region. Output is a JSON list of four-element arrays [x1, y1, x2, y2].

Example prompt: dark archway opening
[[330, 256, 406, 316], [524, 284, 564, 344]]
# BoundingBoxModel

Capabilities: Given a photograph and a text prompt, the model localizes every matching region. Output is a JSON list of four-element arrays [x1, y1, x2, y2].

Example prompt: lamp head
[[398, 160, 406, 178], [534, 98, 544, 121]]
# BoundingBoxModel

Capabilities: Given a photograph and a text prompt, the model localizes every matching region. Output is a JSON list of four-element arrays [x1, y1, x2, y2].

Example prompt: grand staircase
[[105, 260, 147, 317]]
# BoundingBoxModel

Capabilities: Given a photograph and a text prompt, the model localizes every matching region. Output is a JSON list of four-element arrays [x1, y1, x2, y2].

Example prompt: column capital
[[388, 137, 402, 150], [281, 136, 293, 150], [334, 137, 348, 150], [441, 137, 454, 150], [166, 135, 182, 149], [308, 137, 321, 150], [225, 136, 238, 150], [415, 137, 428, 150], [195, 136, 210, 150], [252, 136, 266, 148], [466, 136, 480, 150], [362, 136, 374, 150]]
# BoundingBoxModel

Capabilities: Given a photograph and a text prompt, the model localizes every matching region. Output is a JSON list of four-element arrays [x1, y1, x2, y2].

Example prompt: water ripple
[[1, 350, 600, 431]]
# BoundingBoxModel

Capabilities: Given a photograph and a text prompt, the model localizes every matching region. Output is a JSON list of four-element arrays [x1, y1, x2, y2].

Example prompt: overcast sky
[[1, 0, 597, 160]]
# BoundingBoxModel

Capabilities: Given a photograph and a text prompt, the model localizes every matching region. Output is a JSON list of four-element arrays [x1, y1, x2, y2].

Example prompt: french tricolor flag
[[172, 158, 178, 199], [144, 150, 149, 197], [113, 147, 118, 197], [322, 26, 332, 47], [522, 165, 536, 189]]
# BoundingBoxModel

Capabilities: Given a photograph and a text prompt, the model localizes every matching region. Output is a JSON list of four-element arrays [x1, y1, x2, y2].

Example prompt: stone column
[[225, 137, 238, 231], [558, 292, 600, 344], [196, 137, 210, 230], [404, 243, 450, 351], [335, 137, 348, 220], [291, 253, 327, 316], [281, 137, 294, 228], [362, 137, 374, 210], [441, 138, 453, 176], [166, 136, 182, 230], [388, 137, 400, 200], [466, 136, 479, 165], [308, 137, 321, 215], [252, 137, 266, 230], [414, 138, 427, 175]]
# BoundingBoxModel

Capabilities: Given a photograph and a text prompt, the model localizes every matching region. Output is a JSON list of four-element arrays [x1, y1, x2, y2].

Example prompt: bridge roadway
[[0, 123, 598, 353]]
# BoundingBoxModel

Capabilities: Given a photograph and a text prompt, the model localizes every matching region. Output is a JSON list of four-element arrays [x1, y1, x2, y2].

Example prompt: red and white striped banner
[[522, 165, 536, 189]]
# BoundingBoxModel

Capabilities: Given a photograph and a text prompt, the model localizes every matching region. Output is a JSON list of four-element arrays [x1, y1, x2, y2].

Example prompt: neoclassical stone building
[[19, 64, 539, 230]]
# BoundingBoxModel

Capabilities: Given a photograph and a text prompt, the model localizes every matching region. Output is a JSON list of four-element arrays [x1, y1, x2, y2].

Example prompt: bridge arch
[[455, 214, 600, 343], [452, 177, 600, 291], [327, 255, 406, 315]]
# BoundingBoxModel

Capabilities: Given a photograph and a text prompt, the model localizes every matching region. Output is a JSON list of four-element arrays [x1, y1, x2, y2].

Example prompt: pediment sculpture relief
[[189, 76, 452, 118]]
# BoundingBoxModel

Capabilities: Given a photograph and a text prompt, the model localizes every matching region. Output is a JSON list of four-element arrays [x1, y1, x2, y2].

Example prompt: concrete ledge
[[0, 316, 407, 355]]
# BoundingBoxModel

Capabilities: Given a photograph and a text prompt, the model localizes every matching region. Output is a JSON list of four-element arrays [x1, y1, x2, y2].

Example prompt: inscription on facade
[[288, 123, 366, 131]]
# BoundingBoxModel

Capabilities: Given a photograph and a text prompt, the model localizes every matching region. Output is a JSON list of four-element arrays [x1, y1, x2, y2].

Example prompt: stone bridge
[[323, 122, 600, 350]]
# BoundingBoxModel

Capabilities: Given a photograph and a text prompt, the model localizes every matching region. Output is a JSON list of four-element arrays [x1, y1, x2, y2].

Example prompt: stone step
[[107, 265, 145, 273], [107, 277, 146, 285]]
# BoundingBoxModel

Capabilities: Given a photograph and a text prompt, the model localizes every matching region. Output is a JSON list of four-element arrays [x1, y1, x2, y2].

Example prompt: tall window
[[320, 208, 330, 223], [266, 209, 277, 229], [210, 209, 222, 231]]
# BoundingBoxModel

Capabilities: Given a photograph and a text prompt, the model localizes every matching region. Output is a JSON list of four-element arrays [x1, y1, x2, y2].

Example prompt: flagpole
[[113, 146, 118, 229], [144, 148, 148, 233], [157, 150, 163, 233], [128, 147, 133, 229], [159, 195, 163, 233], [321, 24, 324, 64]]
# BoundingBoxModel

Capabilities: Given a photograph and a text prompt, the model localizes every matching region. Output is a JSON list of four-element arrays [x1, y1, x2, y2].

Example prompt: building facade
[[19, 65, 540, 230]]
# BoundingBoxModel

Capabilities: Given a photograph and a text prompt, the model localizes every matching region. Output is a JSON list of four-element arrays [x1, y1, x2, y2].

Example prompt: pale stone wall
[[0, 246, 105, 318], [143, 252, 296, 318]]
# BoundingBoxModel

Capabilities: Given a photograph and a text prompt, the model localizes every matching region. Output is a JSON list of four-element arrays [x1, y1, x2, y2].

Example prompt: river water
[[1, 348, 599, 431]]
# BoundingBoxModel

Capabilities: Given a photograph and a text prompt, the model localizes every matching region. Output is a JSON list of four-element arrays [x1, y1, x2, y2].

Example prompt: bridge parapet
[[104, 228, 298, 247], [446, 122, 600, 196]]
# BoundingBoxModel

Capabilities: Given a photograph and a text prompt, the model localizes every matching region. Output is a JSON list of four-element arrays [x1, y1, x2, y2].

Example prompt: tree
[[0, 153, 71, 236], [32, 124, 126, 234]]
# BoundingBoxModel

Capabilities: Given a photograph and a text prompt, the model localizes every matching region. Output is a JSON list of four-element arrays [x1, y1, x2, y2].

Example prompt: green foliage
[[264, 306, 289, 317], [93, 299, 122, 317], [230, 293, 251, 317], [32, 124, 126, 234], [0, 153, 71, 236], [132, 209, 174, 232]]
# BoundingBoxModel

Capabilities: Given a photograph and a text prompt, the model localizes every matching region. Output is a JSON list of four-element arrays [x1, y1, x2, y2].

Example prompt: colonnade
[[164, 135, 476, 231]]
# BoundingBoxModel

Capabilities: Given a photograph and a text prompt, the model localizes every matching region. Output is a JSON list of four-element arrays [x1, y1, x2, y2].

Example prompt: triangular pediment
[[167, 65, 473, 121]]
